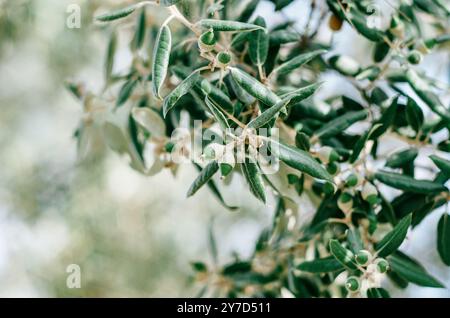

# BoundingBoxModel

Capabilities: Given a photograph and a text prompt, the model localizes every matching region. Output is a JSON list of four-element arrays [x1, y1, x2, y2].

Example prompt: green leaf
[[247, 99, 289, 129], [152, 25, 172, 99], [297, 257, 344, 273], [187, 161, 219, 197], [367, 288, 390, 298], [314, 110, 368, 140], [203, 95, 231, 130], [389, 252, 445, 288], [349, 123, 382, 163], [406, 69, 450, 123], [437, 213, 450, 266], [163, 70, 200, 117], [271, 141, 333, 182], [272, 49, 326, 75], [241, 162, 266, 203], [270, 30, 300, 45], [280, 82, 322, 105], [131, 8, 147, 50], [96, 5, 137, 22], [105, 31, 117, 82], [430, 155, 450, 178], [374, 171, 447, 194], [229, 67, 281, 106], [117, 79, 138, 107], [196, 19, 265, 32], [249, 16, 269, 67], [131, 107, 166, 137], [376, 214, 411, 257], [386, 148, 418, 168], [329, 240, 358, 270], [347, 228, 363, 254], [406, 98, 424, 132]]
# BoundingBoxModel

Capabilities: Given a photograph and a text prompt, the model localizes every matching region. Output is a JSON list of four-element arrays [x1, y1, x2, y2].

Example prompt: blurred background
[[0, 0, 448, 297]]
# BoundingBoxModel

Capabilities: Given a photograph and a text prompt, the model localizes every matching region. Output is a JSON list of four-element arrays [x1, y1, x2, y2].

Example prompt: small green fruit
[[346, 173, 358, 187], [338, 192, 353, 213], [327, 161, 340, 175], [375, 258, 390, 273], [407, 50, 423, 65], [362, 182, 378, 205], [317, 146, 339, 164], [355, 250, 372, 266], [345, 276, 360, 292], [323, 182, 336, 195], [198, 29, 216, 52], [217, 51, 232, 69]]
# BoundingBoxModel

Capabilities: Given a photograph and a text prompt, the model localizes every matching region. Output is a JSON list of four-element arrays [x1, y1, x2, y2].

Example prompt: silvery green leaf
[[229, 67, 281, 106], [152, 25, 172, 99], [272, 49, 326, 75], [187, 161, 219, 197], [196, 19, 265, 32], [249, 16, 269, 67], [314, 110, 368, 140], [374, 171, 447, 194], [405, 98, 424, 132], [270, 141, 333, 182], [117, 79, 138, 107], [96, 5, 138, 22], [281, 82, 322, 105], [131, 107, 166, 137], [163, 70, 200, 117], [376, 214, 411, 257], [160, 0, 181, 6], [269, 30, 300, 45], [242, 162, 266, 203]]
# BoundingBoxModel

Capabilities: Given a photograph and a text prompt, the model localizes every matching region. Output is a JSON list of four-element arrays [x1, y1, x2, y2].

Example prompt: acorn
[[338, 192, 353, 214], [361, 182, 378, 205], [323, 181, 336, 196], [327, 161, 340, 176], [198, 29, 217, 52], [375, 258, 390, 273], [355, 250, 372, 266], [345, 276, 360, 293], [217, 51, 232, 69]]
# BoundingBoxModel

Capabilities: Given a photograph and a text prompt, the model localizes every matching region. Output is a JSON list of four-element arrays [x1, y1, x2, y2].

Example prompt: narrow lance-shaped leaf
[[376, 214, 411, 257], [367, 288, 390, 298], [229, 67, 281, 106], [388, 252, 445, 288], [249, 16, 269, 67], [117, 79, 138, 107], [313, 110, 368, 140], [105, 31, 117, 82], [430, 155, 450, 178], [242, 162, 266, 203], [163, 70, 200, 117], [152, 25, 172, 99], [281, 82, 322, 105], [297, 257, 344, 273], [204, 95, 231, 130], [406, 69, 450, 123], [329, 240, 358, 270], [374, 171, 448, 194], [161, 0, 182, 6], [196, 19, 265, 32], [96, 5, 138, 22], [405, 97, 424, 132], [270, 141, 333, 182], [272, 49, 327, 75], [349, 123, 382, 163], [131, 8, 147, 50], [187, 161, 219, 197], [386, 148, 418, 168], [437, 213, 450, 266], [247, 99, 289, 129]]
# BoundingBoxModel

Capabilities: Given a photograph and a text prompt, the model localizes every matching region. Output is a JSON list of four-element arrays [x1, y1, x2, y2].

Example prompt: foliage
[[69, 0, 450, 298]]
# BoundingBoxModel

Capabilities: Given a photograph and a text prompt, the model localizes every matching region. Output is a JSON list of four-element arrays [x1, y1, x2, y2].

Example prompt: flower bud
[[345, 276, 360, 293], [375, 258, 390, 273], [362, 182, 378, 205], [355, 250, 372, 266], [198, 29, 216, 52], [217, 51, 231, 69], [338, 192, 353, 214], [407, 50, 423, 65], [317, 146, 339, 164]]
